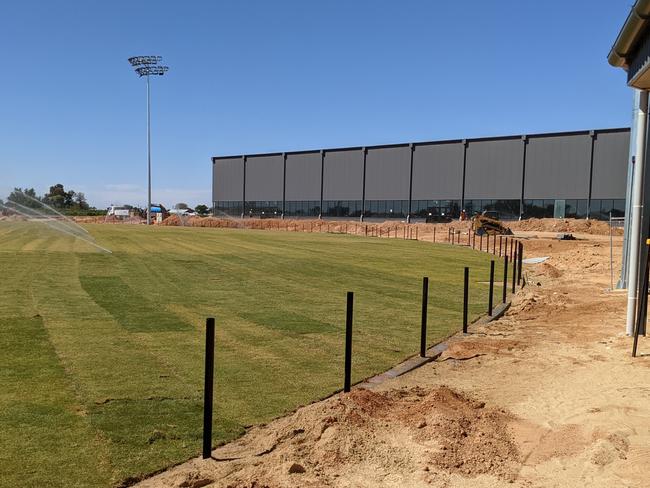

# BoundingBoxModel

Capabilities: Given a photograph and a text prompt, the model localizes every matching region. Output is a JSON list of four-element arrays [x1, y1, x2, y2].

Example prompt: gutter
[[608, 0, 650, 69]]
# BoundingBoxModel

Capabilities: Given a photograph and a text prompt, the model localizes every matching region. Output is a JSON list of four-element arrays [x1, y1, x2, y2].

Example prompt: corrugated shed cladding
[[524, 133, 592, 199], [365, 146, 411, 200], [245, 154, 284, 201], [213, 157, 243, 201], [285, 152, 321, 201], [591, 130, 631, 199], [411, 142, 464, 200], [323, 149, 364, 200], [465, 138, 523, 199]]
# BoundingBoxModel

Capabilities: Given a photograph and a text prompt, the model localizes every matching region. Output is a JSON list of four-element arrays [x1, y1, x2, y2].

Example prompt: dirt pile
[[137, 386, 521, 487], [160, 216, 244, 228], [0, 214, 26, 221], [155, 215, 620, 237], [510, 217, 621, 235], [72, 215, 145, 224]]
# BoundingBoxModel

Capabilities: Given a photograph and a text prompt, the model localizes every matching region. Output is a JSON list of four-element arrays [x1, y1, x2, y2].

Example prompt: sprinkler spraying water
[[1, 193, 112, 254]]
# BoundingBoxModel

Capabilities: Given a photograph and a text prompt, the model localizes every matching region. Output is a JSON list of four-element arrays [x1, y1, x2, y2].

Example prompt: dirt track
[[135, 234, 649, 488], [157, 216, 621, 238]]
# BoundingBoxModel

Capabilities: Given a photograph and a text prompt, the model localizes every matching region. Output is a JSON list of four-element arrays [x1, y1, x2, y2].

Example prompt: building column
[[519, 135, 528, 220], [319, 150, 324, 220], [360, 147, 367, 222], [627, 89, 649, 335], [281, 152, 286, 219], [407, 144, 414, 223], [241, 155, 246, 219], [586, 130, 597, 220], [460, 139, 468, 214]]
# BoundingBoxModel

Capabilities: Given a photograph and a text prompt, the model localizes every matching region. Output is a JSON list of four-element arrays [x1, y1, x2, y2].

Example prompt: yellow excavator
[[471, 211, 513, 236]]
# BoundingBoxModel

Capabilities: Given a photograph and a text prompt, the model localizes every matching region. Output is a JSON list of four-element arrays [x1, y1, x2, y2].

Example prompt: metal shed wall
[[591, 130, 631, 199], [411, 142, 464, 200], [285, 152, 322, 201], [322, 149, 364, 200], [524, 134, 593, 199], [465, 138, 523, 199], [364, 146, 411, 200], [244, 154, 284, 201], [213, 157, 244, 201]]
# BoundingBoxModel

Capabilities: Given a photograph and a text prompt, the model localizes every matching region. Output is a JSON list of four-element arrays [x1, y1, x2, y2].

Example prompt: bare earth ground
[[133, 232, 650, 488]]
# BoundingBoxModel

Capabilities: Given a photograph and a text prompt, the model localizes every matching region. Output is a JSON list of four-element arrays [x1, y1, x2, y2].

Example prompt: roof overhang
[[608, 0, 650, 88]]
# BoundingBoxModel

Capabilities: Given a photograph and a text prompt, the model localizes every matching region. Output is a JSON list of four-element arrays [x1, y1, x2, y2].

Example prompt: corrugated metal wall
[[322, 149, 364, 200], [245, 154, 284, 201], [285, 152, 321, 201], [364, 146, 411, 200], [213, 157, 243, 201], [524, 134, 593, 199], [465, 138, 523, 199], [591, 130, 631, 199], [212, 128, 630, 217], [411, 142, 464, 200]]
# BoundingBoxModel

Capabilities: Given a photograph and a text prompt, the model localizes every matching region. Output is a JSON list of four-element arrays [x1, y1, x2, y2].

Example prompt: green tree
[[7, 188, 42, 208], [74, 192, 89, 210], [195, 204, 210, 216], [44, 184, 68, 208]]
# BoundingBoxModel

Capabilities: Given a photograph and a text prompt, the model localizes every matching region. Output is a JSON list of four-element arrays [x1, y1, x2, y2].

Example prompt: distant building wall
[[213, 127, 630, 220]]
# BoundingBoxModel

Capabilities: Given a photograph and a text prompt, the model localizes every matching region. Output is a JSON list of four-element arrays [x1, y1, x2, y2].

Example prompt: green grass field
[[0, 221, 504, 486]]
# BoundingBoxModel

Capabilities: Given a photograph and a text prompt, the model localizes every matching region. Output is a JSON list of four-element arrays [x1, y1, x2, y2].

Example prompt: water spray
[[0, 200, 112, 254]]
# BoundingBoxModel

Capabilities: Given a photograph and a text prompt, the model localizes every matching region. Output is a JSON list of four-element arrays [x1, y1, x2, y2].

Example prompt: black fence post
[[344, 291, 354, 393], [488, 260, 495, 315], [463, 267, 469, 333], [420, 277, 428, 357], [502, 256, 508, 303], [479, 232, 483, 251], [499, 235, 503, 257], [511, 245, 517, 294], [517, 242, 523, 285], [202, 317, 215, 460]]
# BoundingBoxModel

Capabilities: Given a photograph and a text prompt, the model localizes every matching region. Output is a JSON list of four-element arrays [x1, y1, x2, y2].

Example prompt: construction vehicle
[[425, 212, 452, 224], [471, 211, 513, 236]]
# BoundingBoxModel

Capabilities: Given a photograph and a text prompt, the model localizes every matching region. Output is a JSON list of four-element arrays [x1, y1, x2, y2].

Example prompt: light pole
[[128, 55, 169, 225]]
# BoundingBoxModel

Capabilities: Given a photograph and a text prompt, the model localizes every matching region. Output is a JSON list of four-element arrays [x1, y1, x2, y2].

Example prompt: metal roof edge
[[211, 128, 630, 161]]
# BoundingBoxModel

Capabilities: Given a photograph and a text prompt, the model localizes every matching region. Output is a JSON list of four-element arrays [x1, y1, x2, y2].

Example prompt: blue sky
[[0, 0, 635, 208]]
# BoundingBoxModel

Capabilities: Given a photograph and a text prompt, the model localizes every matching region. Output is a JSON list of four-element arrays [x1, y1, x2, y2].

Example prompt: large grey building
[[212, 127, 629, 221]]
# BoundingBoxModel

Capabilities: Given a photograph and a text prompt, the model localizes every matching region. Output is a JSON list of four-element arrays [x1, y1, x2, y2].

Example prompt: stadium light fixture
[[128, 55, 169, 225]]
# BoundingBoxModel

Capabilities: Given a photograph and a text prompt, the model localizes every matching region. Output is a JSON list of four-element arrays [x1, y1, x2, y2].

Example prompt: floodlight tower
[[128, 55, 169, 225]]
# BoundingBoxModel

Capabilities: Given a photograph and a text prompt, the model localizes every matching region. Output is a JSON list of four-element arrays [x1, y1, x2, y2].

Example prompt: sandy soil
[[158, 216, 622, 238], [133, 235, 650, 488]]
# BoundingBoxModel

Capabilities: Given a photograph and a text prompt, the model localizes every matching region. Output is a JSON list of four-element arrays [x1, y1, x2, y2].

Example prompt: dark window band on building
[[364, 200, 409, 219], [213, 201, 242, 216], [285, 201, 321, 217], [464, 199, 520, 220], [412, 200, 461, 219], [244, 201, 283, 218], [523, 199, 625, 219], [322, 200, 363, 218]]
